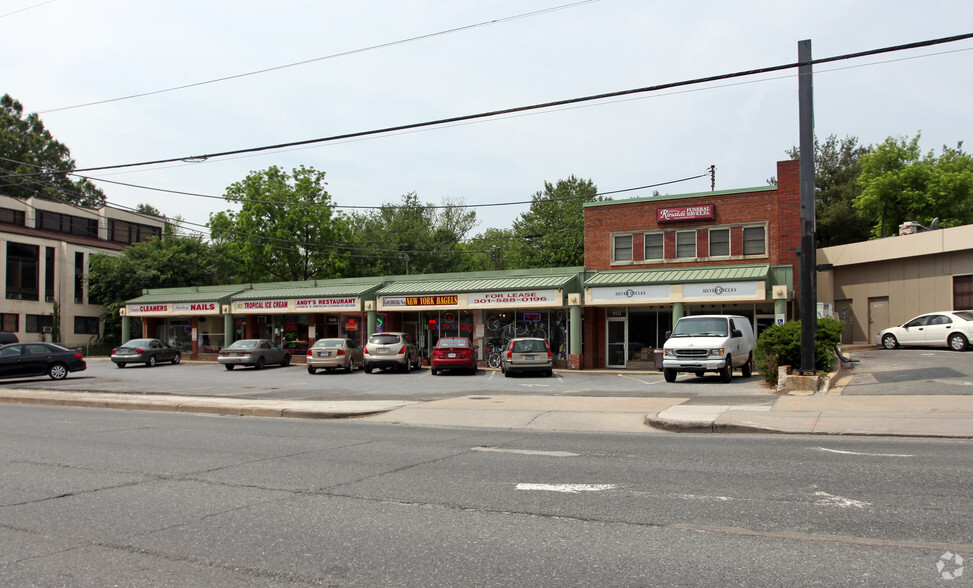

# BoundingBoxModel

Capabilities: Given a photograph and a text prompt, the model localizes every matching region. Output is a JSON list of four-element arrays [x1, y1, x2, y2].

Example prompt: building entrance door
[[868, 297, 889, 345], [607, 314, 627, 368]]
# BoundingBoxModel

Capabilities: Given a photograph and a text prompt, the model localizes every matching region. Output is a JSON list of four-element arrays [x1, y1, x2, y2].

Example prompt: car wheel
[[347, 358, 355, 373], [694, 371, 704, 378], [882, 333, 899, 350], [664, 368, 676, 383], [431, 367, 438, 375], [504, 369, 512, 377], [364, 365, 373, 374], [48, 362, 68, 380], [225, 364, 235, 370], [281, 354, 291, 367], [546, 369, 553, 377], [172, 353, 181, 365], [402, 358, 412, 373], [116, 362, 126, 368], [742, 354, 753, 378], [948, 333, 969, 351], [255, 357, 265, 370], [147, 355, 157, 367], [307, 366, 316, 374], [720, 357, 733, 383]]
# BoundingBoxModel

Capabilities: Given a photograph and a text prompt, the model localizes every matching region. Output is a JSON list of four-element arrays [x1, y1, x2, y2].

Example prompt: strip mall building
[[120, 160, 806, 368]]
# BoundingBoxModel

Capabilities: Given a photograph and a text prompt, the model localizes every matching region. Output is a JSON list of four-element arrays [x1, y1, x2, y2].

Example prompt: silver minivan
[[662, 315, 756, 383]]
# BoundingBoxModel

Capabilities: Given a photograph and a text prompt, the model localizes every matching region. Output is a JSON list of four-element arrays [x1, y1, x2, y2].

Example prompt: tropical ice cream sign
[[657, 204, 715, 223], [232, 299, 291, 312]]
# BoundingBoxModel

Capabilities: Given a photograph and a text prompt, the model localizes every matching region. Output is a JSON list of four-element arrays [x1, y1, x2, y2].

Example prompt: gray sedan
[[218, 339, 291, 370], [111, 338, 181, 368]]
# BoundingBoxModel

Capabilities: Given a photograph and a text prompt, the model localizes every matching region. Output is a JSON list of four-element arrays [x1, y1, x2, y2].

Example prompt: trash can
[[653, 348, 664, 371]]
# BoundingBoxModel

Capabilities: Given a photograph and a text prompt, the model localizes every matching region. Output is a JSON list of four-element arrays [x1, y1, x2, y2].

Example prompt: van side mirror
[[665, 330, 672, 339], [731, 329, 742, 338]]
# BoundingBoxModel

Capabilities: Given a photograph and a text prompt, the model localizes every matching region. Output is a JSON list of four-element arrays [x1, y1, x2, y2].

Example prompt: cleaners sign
[[126, 303, 170, 316]]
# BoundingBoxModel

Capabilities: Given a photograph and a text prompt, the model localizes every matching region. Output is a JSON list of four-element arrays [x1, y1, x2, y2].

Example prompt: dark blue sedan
[[0, 342, 87, 380]]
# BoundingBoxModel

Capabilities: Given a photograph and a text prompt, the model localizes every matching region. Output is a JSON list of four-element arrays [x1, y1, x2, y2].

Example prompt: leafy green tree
[[344, 193, 478, 276], [507, 176, 599, 269], [855, 134, 973, 238], [88, 235, 226, 345], [208, 166, 350, 282], [786, 135, 872, 246], [462, 227, 518, 271], [0, 93, 106, 206]]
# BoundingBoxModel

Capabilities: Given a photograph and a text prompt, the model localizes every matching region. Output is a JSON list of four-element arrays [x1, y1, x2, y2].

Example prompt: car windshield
[[122, 339, 154, 347], [313, 339, 345, 348], [369, 335, 401, 345], [670, 318, 729, 337], [436, 339, 468, 348], [227, 340, 259, 349]]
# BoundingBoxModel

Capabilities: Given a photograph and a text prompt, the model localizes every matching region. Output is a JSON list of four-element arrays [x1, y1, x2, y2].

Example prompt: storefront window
[[482, 310, 567, 361], [166, 319, 192, 352], [197, 316, 225, 353]]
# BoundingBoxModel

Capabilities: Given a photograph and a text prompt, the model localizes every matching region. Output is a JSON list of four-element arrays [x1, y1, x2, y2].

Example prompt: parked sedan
[[218, 339, 291, 370], [430, 337, 477, 375], [877, 310, 973, 351], [501, 337, 553, 377], [0, 342, 86, 380], [111, 338, 181, 367], [306, 338, 363, 374]]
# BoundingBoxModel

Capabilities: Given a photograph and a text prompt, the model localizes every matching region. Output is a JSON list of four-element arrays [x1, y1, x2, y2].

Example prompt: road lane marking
[[473, 447, 579, 457], [516, 483, 616, 493], [814, 447, 914, 458], [814, 491, 870, 509]]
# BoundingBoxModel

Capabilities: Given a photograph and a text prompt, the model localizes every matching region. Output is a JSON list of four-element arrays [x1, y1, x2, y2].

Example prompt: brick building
[[579, 160, 801, 369]]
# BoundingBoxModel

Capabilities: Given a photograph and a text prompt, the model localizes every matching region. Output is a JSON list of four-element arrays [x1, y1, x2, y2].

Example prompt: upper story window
[[612, 234, 633, 262], [743, 225, 767, 255], [709, 228, 730, 257], [0, 207, 26, 226], [6, 241, 39, 301], [38, 210, 98, 238], [109, 219, 162, 244], [643, 233, 664, 260], [675, 230, 696, 259]]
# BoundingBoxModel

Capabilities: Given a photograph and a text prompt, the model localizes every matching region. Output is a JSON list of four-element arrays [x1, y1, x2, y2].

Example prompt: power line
[[38, 32, 970, 175], [35, 0, 603, 114]]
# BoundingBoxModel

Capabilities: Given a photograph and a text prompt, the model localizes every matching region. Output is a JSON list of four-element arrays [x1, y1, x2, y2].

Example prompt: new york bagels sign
[[657, 204, 715, 223]]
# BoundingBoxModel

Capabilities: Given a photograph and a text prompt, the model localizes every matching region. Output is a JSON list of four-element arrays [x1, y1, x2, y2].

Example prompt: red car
[[430, 337, 477, 376]]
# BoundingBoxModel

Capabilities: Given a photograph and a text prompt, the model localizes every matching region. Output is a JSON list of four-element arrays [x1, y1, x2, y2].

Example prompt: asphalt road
[[0, 405, 970, 586]]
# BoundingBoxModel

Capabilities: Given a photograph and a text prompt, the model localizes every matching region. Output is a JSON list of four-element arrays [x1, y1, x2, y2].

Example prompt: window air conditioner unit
[[42, 326, 53, 333]]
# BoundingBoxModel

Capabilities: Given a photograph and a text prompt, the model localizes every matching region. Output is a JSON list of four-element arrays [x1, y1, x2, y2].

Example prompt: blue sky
[[3, 0, 971, 237]]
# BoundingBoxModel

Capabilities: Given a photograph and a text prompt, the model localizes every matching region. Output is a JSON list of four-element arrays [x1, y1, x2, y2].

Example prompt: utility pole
[[798, 39, 817, 373], [709, 164, 716, 190], [404, 253, 409, 275]]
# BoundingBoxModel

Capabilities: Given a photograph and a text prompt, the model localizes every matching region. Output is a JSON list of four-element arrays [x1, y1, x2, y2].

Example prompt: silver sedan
[[218, 339, 292, 370]]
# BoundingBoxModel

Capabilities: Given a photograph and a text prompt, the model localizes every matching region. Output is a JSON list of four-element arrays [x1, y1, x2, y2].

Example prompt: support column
[[121, 314, 130, 344], [568, 302, 583, 370], [224, 313, 234, 346], [367, 308, 377, 336], [671, 302, 685, 328], [775, 298, 788, 322]]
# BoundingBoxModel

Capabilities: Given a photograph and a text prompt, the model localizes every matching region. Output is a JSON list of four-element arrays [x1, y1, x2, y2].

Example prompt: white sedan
[[877, 311, 973, 351]]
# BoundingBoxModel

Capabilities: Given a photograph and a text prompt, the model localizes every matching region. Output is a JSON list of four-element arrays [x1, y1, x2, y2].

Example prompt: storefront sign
[[587, 285, 670, 303], [657, 204, 715, 223], [467, 290, 557, 307], [127, 303, 170, 315], [172, 302, 219, 314], [232, 299, 291, 312], [381, 295, 459, 308], [682, 281, 761, 299], [294, 297, 359, 310]]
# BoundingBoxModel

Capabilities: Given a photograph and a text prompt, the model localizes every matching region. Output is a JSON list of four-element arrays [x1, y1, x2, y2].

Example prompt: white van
[[662, 315, 756, 383]]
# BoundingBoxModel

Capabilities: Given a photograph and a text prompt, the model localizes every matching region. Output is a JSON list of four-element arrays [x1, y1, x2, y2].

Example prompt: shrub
[[754, 317, 844, 385]]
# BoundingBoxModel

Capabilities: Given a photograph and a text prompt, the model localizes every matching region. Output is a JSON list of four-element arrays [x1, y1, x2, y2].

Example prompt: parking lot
[[3, 347, 971, 402]]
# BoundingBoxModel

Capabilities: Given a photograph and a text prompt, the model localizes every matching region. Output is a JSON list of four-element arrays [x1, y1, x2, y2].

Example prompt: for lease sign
[[468, 289, 558, 307]]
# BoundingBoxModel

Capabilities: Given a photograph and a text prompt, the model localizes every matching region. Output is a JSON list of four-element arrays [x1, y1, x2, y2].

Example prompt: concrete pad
[[657, 404, 730, 424], [715, 411, 824, 434], [774, 395, 973, 413], [362, 407, 544, 429]]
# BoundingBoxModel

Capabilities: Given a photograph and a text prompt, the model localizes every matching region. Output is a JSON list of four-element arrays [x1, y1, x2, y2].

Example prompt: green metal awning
[[377, 274, 577, 295], [232, 283, 383, 301], [584, 264, 770, 287], [125, 285, 248, 305]]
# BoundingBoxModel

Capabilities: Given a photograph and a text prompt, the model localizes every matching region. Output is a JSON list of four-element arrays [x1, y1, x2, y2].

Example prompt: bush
[[754, 317, 844, 385]]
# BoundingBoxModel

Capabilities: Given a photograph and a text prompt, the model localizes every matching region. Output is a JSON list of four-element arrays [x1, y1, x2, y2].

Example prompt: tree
[[208, 166, 350, 282], [785, 134, 872, 246], [0, 93, 106, 207], [87, 235, 226, 345], [507, 176, 600, 269], [855, 134, 973, 238], [344, 193, 478, 277]]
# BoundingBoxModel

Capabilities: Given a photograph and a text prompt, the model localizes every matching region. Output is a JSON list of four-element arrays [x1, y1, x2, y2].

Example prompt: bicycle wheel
[[488, 353, 502, 368], [530, 327, 546, 338]]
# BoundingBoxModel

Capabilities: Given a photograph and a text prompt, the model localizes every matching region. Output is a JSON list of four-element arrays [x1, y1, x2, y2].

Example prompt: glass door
[[607, 310, 627, 368]]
